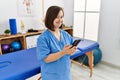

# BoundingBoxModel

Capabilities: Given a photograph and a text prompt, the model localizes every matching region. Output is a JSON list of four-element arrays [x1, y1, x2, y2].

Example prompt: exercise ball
[[78, 48, 102, 66], [11, 41, 21, 51], [1, 44, 11, 53]]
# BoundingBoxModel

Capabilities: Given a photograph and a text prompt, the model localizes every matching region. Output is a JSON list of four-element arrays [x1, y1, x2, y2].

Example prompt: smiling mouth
[[56, 22, 62, 24]]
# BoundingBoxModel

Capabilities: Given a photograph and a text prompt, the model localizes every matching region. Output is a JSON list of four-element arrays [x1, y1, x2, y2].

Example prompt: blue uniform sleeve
[[65, 31, 73, 45], [68, 34, 73, 45], [37, 36, 50, 61]]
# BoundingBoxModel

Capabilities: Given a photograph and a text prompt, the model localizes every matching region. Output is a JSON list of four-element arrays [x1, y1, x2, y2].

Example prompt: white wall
[[64, 0, 74, 26], [98, 0, 120, 66], [0, 0, 17, 34], [0, 0, 73, 34], [0, 0, 73, 50]]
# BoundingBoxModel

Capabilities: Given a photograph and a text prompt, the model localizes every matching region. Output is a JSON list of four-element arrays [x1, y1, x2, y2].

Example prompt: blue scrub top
[[37, 29, 73, 80]]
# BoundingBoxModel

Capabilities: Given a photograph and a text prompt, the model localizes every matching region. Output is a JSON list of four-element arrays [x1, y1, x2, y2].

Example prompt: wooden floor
[[71, 62, 120, 80], [27, 62, 120, 80]]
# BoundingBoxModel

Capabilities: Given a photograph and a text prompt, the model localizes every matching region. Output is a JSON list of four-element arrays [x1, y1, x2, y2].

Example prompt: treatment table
[[0, 39, 99, 79], [0, 48, 40, 80]]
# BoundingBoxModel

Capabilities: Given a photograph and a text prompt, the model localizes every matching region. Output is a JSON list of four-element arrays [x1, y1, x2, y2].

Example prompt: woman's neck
[[49, 28, 61, 41], [49, 28, 60, 34]]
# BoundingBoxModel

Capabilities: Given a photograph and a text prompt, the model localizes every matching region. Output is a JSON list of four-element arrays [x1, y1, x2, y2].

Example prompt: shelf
[[0, 27, 73, 55], [25, 30, 44, 37], [0, 34, 23, 40]]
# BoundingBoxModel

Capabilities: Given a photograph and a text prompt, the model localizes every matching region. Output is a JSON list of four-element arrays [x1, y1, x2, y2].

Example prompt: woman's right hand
[[61, 45, 77, 55]]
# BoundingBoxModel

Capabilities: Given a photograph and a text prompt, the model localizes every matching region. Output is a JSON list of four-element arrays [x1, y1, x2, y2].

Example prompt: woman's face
[[53, 10, 64, 28]]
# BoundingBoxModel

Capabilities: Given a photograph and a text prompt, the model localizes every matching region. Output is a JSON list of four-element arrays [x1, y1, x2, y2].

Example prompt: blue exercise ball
[[11, 41, 21, 51], [1, 44, 11, 53], [78, 48, 102, 66]]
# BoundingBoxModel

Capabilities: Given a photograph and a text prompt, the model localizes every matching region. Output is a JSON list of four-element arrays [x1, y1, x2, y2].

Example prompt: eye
[[61, 16, 63, 18]]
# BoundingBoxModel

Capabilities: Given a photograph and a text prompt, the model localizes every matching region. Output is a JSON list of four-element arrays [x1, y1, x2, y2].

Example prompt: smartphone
[[71, 39, 81, 48]]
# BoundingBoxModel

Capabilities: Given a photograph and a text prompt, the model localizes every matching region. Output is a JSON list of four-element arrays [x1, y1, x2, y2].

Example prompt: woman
[[37, 6, 76, 80]]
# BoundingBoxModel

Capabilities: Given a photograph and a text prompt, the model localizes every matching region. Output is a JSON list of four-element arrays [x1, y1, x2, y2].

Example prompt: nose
[[58, 18, 62, 21], [59, 18, 63, 22]]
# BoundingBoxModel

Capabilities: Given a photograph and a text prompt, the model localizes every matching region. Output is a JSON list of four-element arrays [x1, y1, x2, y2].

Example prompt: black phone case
[[71, 39, 81, 48]]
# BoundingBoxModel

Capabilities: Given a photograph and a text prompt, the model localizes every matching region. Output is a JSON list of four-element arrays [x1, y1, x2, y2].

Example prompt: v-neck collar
[[47, 29, 62, 42]]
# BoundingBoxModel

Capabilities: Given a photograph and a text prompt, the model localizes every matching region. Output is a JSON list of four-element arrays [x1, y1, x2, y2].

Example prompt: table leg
[[86, 50, 94, 77]]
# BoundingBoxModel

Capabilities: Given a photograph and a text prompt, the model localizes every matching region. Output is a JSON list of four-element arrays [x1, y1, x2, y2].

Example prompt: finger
[[71, 46, 76, 49], [64, 45, 69, 48], [71, 47, 77, 52], [73, 46, 77, 49], [69, 45, 72, 48], [65, 45, 72, 49]]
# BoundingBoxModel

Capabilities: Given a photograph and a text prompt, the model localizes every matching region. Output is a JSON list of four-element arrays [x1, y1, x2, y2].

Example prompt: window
[[73, 0, 101, 41]]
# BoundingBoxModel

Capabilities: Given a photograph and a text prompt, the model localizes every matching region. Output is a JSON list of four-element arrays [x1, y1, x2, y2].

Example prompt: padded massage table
[[0, 48, 40, 80], [0, 39, 99, 79]]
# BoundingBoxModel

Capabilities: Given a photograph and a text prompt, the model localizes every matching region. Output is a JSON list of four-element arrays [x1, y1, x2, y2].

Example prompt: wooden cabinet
[[0, 34, 26, 55], [0, 27, 73, 55]]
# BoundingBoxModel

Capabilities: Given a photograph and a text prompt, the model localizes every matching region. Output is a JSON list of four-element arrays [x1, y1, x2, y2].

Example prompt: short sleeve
[[64, 31, 73, 45], [37, 37, 50, 61], [68, 33, 73, 45]]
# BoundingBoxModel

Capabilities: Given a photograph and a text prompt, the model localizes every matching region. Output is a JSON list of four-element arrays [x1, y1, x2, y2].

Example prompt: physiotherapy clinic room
[[0, 0, 120, 80]]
